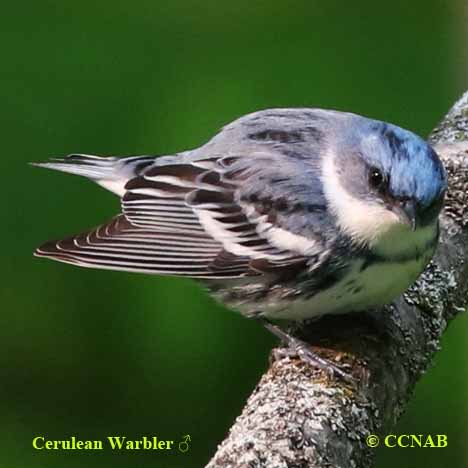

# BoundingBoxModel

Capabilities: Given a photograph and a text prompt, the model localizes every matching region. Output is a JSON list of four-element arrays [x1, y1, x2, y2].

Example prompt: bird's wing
[[35, 215, 251, 278], [36, 152, 331, 278]]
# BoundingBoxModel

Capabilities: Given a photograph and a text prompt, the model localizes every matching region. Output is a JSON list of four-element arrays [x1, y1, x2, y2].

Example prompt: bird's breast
[[257, 247, 433, 320], [216, 223, 439, 321]]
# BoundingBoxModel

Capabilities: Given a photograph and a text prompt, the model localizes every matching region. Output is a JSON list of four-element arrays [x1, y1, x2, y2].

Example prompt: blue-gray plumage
[[33, 108, 447, 324]]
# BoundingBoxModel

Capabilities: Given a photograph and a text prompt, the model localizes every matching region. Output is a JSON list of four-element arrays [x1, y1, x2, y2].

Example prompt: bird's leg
[[258, 318, 353, 383]]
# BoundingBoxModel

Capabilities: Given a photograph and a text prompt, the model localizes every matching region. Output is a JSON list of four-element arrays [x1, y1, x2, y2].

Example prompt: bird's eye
[[368, 167, 385, 189]]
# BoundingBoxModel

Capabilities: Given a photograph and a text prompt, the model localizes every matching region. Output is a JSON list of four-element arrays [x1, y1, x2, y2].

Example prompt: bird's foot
[[260, 318, 354, 384], [273, 342, 354, 383]]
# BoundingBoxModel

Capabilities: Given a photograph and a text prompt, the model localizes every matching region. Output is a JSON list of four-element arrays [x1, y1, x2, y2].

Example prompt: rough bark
[[206, 92, 468, 468]]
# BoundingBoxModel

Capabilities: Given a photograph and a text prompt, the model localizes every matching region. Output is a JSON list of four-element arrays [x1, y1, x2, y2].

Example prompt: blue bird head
[[337, 117, 447, 230]]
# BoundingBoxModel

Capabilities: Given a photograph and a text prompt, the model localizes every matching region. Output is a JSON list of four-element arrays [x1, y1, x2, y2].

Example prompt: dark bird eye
[[368, 167, 384, 189]]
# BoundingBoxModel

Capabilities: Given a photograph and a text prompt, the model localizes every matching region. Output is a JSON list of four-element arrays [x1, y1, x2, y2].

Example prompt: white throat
[[321, 151, 438, 256], [321, 152, 400, 247]]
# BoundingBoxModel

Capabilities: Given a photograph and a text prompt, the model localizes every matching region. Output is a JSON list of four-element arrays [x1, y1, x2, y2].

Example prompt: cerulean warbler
[[33, 109, 447, 377]]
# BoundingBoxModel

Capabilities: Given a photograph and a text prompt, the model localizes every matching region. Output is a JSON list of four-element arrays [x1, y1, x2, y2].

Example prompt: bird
[[33, 108, 447, 378]]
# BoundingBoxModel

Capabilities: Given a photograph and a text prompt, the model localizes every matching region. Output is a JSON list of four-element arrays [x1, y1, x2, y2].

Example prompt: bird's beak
[[391, 199, 418, 231]]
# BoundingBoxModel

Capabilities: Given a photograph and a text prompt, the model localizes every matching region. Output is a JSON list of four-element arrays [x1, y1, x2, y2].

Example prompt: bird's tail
[[31, 154, 119, 179], [31, 154, 155, 196]]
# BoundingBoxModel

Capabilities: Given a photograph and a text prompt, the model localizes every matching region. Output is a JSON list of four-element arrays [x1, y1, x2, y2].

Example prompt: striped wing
[[35, 215, 251, 278], [36, 153, 324, 278]]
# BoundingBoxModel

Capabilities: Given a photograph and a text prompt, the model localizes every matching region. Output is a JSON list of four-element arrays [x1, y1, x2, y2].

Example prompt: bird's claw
[[273, 340, 355, 384], [260, 317, 355, 384]]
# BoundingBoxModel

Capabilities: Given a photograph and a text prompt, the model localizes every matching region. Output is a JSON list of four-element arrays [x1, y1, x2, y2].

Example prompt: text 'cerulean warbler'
[[33, 109, 447, 378]]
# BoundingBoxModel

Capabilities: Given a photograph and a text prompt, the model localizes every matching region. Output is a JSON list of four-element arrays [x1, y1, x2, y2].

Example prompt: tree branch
[[206, 93, 468, 468]]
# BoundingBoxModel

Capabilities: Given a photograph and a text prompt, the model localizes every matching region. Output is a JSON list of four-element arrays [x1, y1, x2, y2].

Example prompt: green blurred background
[[1, 1, 467, 467]]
